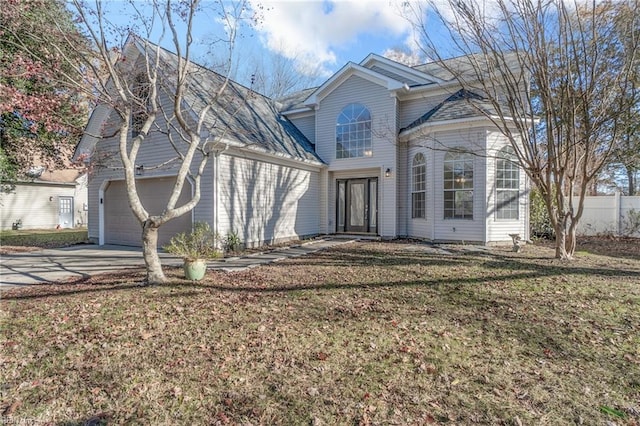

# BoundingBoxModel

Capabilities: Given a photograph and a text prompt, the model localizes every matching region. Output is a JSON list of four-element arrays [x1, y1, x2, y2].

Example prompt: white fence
[[573, 193, 640, 237]]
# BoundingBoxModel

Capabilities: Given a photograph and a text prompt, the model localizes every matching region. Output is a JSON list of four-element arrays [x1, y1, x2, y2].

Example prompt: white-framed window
[[495, 146, 520, 220], [131, 73, 149, 138], [336, 103, 372, 159], [412, 152, 426, 218], [444, 150, 473, 219]]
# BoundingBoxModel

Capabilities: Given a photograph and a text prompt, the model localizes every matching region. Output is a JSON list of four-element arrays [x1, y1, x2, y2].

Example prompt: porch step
[[329, 234, 381, 241]]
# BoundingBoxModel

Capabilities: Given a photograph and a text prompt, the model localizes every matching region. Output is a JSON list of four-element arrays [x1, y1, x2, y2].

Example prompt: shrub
[[163, 222, 221, 261], [621, 208, 640, 237], [224, 230, 242, 253], [530, 188, 555, 240]]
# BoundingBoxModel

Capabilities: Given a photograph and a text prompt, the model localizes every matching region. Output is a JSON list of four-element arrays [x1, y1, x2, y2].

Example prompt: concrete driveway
[[0, 238, 354, 289], [0, 245, 181, 288]]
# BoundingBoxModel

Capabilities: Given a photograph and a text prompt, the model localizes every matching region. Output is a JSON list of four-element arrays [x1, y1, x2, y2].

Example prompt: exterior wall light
[[385, 168, 391, 178], [135, 165, 144, 176]]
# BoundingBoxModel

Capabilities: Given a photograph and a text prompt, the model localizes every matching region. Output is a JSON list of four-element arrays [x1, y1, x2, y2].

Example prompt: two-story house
[[77, 40, 528, 247]]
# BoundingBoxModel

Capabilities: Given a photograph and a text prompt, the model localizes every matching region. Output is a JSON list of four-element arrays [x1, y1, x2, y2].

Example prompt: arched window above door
[[336, 103, 372, 159]]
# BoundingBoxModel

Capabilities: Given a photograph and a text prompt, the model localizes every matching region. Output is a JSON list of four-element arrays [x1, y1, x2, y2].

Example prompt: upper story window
[[412, 152, 426, 219], [336, 103, 372, 159], [444, 150, 474, 219], [131, 73, 150, 138], [495, 146, 520, 220]]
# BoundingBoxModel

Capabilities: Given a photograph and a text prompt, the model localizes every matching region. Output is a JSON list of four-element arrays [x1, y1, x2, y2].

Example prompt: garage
[[103, 177, 192, 247]]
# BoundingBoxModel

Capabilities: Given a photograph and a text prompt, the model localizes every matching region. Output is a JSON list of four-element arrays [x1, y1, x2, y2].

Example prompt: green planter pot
[[183, 259, 207, 281]]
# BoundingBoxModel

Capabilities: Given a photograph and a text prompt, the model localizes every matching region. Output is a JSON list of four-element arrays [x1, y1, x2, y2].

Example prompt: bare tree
[[59, 0, 248, 283], [245, 50, 323, 99], [405, 0, 639, 259]]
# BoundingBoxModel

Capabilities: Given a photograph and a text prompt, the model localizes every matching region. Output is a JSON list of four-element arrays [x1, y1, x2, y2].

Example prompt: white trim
[[213, 154, 220, 241], [397, 81, 466, 101], [281, 107, 314, 116], [73, 103, 112, 162], [399, 116, 498, 140], [98, 180, 108, 245], [211, 136, 324, 168], [218, 141, 325, 170]]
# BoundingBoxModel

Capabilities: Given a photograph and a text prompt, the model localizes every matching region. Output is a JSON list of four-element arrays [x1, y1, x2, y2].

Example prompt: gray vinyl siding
[[431, 129, 487, 243], [485, 130, 528, 242], [289, 114, 316, 145], [315, 75, 398, 237], [87, 94, 213, 243], [398, 94, 450, 130], [396, 98, 408, 236], [216, 153, 320, 247], [406, 143, 432, 239], [315, 75, 396, 169], [0, 182, 87, 230], [319, 168, 329, 234]]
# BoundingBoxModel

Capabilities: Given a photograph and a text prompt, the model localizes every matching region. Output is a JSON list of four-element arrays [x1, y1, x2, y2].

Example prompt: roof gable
[[360, 53, 442, 86], [399, 89, 498, 136], [303, 62, 406, 107]]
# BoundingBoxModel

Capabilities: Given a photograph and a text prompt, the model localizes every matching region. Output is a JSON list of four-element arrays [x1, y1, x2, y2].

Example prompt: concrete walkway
[[0, 238, 354, 288]]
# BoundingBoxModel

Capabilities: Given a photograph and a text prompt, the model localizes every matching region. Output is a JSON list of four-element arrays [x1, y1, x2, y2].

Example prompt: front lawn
[[1, 240, 639, 424], [0, 228, 88, 251]]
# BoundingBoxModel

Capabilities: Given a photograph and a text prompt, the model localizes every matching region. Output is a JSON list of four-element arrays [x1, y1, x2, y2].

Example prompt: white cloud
[[247, 0, 417, 76]]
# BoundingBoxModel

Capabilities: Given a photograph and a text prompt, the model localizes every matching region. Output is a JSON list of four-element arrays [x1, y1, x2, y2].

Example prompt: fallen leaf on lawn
[[3, 400, 21, 416]]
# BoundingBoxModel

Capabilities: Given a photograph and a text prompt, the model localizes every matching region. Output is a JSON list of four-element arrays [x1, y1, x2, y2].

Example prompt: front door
[[336, 178, 377, 234], [58, 196, 74, 228]]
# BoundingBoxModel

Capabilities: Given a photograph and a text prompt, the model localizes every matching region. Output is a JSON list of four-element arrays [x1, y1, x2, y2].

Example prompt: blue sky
[[86, 0, 436, 87], [242, 0, 424, 75]]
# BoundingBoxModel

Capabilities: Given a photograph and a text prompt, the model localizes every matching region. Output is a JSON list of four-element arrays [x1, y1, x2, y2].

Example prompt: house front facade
[[282, 55, 528, 244], [78, 43, 528, 248]]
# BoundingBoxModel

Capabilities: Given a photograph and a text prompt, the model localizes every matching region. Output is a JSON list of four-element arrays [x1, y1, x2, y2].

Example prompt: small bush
[[224, 230, 242, 253], [530, 188, 555, 240], [621, 208, 640, 237], [163, 222, 221, 261]]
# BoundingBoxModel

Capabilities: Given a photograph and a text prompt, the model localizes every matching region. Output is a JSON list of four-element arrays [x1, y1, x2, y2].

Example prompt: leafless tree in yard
[[60, 0, 251, 283], [405, 0, 639, 259]]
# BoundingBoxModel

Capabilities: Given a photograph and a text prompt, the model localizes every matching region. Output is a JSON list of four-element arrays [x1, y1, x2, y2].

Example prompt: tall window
[[495, 146, 520, 220], [131, 73, 149, 138], [336, 103, 372, 159], [444, 150, 473, 219], [412, 153, 426, 218]]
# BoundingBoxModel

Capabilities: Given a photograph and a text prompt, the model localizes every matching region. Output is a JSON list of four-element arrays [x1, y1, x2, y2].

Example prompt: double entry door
[[336, 178, 378, 234]]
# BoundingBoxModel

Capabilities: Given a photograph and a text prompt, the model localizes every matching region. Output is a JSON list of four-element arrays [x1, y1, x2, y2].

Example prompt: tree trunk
[[628, 169, 636, 196], [565, 224, 577, 258], [554, 221, 574, 260], [142, 220, 166, 284]]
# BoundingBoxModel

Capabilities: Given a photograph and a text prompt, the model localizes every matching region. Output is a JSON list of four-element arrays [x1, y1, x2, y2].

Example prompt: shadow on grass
[[4, 247, 639, 301], [4, 244, 639, 424]]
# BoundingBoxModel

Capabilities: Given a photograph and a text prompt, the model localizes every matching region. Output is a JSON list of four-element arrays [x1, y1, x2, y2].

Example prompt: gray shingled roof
[[151, 44, 322, 164], [276, 87, 317, 112], [399, 89, 498, 134], [369, 65, 424, 87], [413, 52, 522, 82]]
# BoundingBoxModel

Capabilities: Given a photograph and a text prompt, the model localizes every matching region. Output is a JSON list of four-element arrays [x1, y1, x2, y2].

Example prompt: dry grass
[[1, 239, 639, 425]]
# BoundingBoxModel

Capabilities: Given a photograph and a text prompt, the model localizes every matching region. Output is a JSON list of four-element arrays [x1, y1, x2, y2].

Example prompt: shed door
[[58, 196, 74, 228], [104, 177, 192, 247]]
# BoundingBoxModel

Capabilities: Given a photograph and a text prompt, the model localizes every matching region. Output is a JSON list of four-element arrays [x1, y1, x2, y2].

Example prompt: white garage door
[[104, 177, 192, 247]]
